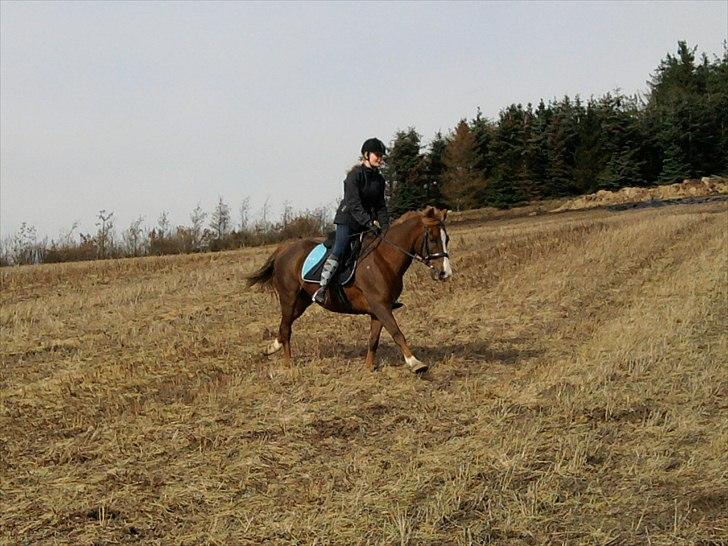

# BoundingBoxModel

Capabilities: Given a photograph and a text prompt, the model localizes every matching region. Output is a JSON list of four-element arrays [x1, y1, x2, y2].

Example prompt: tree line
[[1, 199, 331, 266], [3, 41, 726, 266], [384, 41, 727, 215]]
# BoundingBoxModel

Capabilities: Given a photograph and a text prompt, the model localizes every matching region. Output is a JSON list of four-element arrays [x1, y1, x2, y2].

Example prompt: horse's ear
[[422, 206, 436, 218]]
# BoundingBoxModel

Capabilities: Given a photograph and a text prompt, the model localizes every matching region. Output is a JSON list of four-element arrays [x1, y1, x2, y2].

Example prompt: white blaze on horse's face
[[440, 227, 452, 279]]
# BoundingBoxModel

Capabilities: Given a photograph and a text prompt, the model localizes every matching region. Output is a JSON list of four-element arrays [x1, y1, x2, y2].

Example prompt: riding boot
[[313, 256, 339, 304]]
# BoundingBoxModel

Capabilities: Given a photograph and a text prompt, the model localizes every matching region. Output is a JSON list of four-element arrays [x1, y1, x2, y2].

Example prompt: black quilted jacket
[[332, 165, 389, 231]]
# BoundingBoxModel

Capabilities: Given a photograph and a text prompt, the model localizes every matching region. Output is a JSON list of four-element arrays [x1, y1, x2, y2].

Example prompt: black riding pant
[[331, 223, 351, 260]]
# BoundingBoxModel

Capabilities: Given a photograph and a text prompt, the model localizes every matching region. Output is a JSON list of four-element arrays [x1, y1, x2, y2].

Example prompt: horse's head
[[418, 206, 452, 281]]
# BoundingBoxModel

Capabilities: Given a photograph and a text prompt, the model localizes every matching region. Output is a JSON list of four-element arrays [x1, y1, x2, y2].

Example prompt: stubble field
[[1, 201, 727, 545]]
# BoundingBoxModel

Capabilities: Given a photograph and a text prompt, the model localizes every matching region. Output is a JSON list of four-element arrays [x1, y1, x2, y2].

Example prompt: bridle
[[371, 223, 449, 274], [419, 227, 450, 264]]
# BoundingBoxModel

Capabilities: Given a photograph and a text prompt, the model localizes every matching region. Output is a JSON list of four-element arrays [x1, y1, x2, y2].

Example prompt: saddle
[[301, 231, 363, 285]]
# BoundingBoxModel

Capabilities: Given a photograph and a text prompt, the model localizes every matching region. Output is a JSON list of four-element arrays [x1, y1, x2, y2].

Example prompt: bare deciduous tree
[[123, 216, 146, 257], [256, 197, 271, 233], [95, 210, 115, 259], [190, 204, 207, 251], [157, 211, 171, 239], [210, 196, 231, 239], [8, 222, 40, 265], [239, 197, 250, 232], [281, 200, 294, 228]]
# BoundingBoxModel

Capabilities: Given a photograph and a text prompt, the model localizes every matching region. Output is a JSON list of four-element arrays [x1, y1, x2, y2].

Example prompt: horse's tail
[[246, 250, 277, 289]]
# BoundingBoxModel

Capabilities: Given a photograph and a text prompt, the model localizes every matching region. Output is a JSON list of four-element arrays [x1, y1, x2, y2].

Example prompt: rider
[[313, 137, 390, 304]]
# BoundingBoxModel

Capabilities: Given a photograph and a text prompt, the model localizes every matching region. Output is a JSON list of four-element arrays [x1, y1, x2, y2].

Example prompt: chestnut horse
[[246, 206, 452, 373]]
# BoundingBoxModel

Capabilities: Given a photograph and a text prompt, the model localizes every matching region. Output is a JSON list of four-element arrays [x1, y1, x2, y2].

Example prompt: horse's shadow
[[312, 337, 542, 369], [416, 339, 543, 367]]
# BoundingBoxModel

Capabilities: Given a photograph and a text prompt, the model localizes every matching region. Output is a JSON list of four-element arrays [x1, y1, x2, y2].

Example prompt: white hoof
[[265, 338, 283, 355], [405, 355, 428, 374]]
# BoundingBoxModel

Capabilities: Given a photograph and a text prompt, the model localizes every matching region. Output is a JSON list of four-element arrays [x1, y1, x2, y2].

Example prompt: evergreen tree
[[644, 41, 728, 180], [689, 56, 726, 176], [573, 98, 607, 194], [521, 102, 549, 201], [648, 41, 699, 106], [384, 128, 427, 216], [596, 94, 646, 189], [597, 149, 645, 190], [441, 120, 483, 211], [423, 131, 447, 207], [482, 104, 528, 207], [707, 44, 728, 175], [658, 142, 691, 183], [544, 97, 579, 197], [470, 108, 496, 179]]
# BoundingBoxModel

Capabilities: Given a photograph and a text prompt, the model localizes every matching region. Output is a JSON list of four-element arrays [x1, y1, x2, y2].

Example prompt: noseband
[[420, 229, 449, 265]]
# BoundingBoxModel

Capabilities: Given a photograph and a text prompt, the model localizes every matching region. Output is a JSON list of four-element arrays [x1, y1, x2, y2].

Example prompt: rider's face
[[366, 152, 383, 168]]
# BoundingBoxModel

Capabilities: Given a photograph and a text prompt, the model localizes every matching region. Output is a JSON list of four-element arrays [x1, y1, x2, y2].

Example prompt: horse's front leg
[[370, 304, 428, 374], [365, 317, 383, 370]]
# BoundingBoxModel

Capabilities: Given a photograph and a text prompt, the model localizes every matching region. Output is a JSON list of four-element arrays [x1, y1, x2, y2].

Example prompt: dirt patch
[[553, 177, 728, 212]]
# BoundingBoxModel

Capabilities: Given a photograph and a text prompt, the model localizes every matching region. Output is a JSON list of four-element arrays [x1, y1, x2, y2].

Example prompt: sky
[[1, 1, 727, 240]]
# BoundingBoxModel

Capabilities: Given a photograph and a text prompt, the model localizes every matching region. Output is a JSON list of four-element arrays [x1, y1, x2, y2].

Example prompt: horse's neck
[[388, 216, 422, 250], [375, 216, 422, 274]]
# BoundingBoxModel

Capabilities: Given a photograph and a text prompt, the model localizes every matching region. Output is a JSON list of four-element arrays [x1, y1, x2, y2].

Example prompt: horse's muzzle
[[431, 268, 451, 281]]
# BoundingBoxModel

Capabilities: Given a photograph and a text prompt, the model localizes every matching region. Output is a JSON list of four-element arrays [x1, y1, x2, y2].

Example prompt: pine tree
[[711, 45, 728, 175], [518, 104, 542, 202], [658, 142, 691, 183], [384, 128, 427, 216], [644, 41, 728, 181], [597, 148, 645, 190], [483, 104, 528, 207], [423, 132, 447, 207], [573, 99, 606, 194], [470, 109, 496, 179], [441, 120, 483, 211], [544, 97, 579, 197], [648, 41, 699, 107], [523, 100, 552, 198], [596, 94, 646, 189]]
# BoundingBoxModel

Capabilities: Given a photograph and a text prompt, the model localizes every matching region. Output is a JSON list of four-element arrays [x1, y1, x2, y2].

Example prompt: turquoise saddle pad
[[301, 243, 328, 279]]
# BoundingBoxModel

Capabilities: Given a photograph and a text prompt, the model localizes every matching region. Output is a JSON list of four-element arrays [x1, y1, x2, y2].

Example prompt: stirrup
[[313, 286, 327, 304]]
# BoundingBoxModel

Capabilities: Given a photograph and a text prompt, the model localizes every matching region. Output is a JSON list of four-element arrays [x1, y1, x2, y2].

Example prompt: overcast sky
[[1, 1, 726, 239]]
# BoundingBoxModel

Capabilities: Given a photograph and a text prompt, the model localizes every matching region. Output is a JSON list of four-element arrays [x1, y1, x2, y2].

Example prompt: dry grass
[[1, 202, 726, 545]]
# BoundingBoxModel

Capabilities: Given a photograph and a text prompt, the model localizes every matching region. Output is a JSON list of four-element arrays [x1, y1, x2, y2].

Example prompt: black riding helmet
[[361, 137, 386, 157]]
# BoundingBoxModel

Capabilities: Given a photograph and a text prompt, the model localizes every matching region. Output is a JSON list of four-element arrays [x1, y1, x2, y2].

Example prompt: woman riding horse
[[313, 137, 389, 305], [247, 202, 453, 374]]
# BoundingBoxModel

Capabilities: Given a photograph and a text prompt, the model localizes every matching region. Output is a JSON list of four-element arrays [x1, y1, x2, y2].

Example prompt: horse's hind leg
[[274, 290, 312, 363]]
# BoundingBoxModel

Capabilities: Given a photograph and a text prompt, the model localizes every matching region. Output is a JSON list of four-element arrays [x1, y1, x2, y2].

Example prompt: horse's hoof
[[265, 338, 283, 355], [405, 356, 428, 374], [412, 363, 429, 375]]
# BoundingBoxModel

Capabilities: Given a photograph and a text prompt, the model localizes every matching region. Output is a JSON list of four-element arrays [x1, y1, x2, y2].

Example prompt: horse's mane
[[392, 207, 444, 228], [392, 210, 421, 226]]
